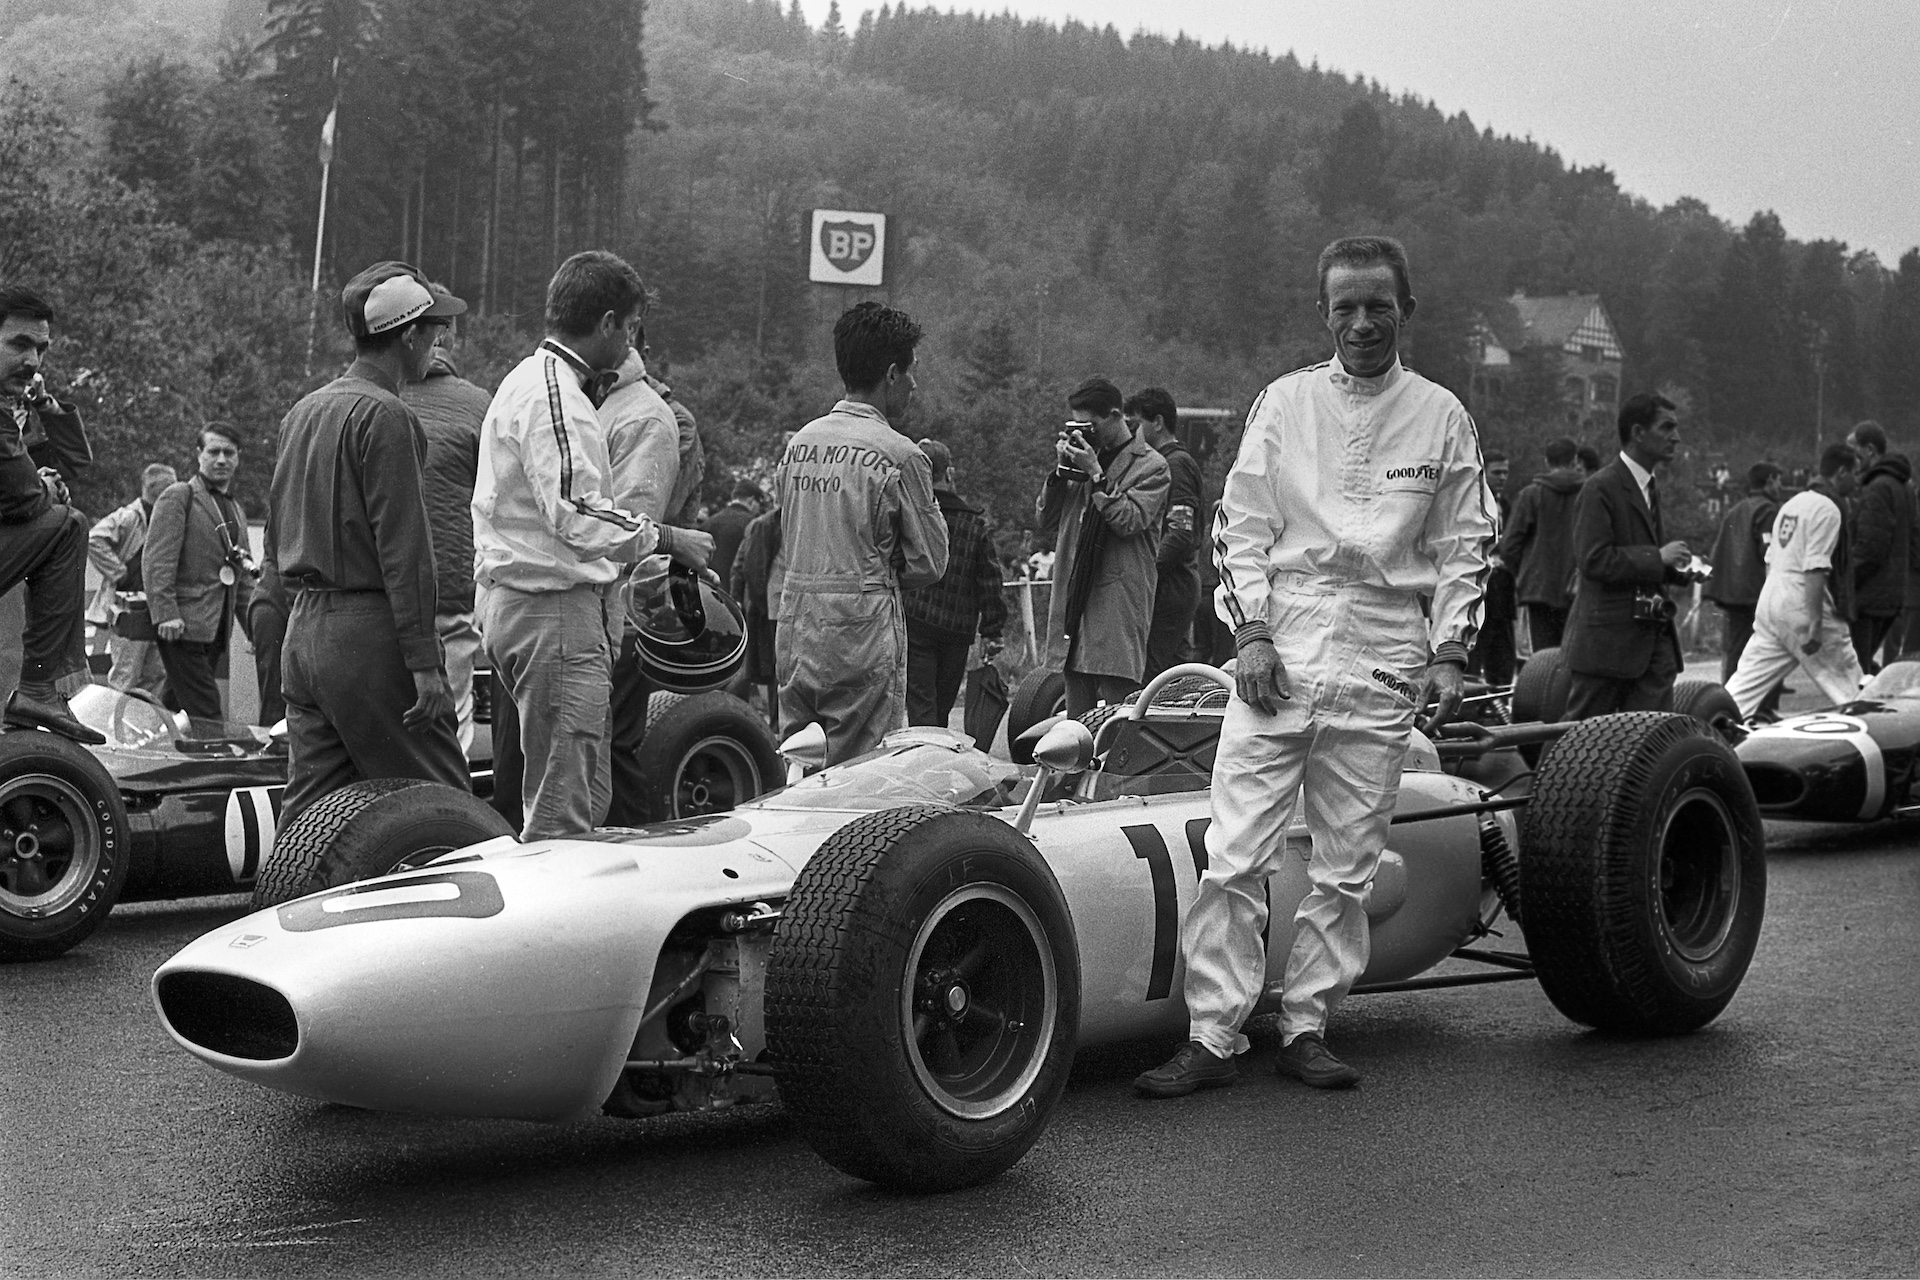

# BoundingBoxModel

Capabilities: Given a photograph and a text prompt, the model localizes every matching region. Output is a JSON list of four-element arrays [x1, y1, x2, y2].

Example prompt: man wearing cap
[[474, 251, 713, 840], [1037, 376, 1170, 718], [267, 261, 470, 826]]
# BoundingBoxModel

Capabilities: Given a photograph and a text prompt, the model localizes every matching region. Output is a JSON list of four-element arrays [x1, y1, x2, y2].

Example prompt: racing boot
[[1134, 1040, 1238, 1098], [1274, 1032, 1360, 1089]]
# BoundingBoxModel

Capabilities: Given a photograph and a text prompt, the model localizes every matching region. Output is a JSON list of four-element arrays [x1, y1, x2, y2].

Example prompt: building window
[[1592, 374, 1618, 406]]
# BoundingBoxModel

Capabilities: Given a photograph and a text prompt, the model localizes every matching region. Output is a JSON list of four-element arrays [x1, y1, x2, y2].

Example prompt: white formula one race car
[[153, 664, 1766, 1192]]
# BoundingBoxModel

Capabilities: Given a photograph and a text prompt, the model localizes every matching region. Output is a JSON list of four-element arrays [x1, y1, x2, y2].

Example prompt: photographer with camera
[[147, 424, 256, 737], [1725, 442, 1863, 717], [1562, 392, 1700, 719]]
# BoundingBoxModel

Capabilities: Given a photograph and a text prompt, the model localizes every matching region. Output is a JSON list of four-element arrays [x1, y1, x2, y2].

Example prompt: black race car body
[[1735, 661, 1920, 822]]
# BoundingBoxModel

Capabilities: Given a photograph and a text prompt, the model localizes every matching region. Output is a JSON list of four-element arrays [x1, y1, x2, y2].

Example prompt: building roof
[[1477, 292, 1624, 363]]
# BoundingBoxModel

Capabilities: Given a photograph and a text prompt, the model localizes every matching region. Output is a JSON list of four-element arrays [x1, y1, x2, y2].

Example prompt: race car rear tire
[[0, 732, 130, 962], [633, 691, 780, 822], [1520, 712, 1765, 1035], [1509, 646, 1571, 765], [250, 779, 512, 908], [766, 805, 1081, 1192], [1671, 677, 1742, 741], [1006, 668, 1067, 764]]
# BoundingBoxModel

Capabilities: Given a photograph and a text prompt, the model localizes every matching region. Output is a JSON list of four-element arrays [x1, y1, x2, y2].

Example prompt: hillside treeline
[[1, 0, 1915, 540]]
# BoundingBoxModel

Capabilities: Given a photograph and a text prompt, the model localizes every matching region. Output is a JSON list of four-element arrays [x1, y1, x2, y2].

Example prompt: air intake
[[156, 971, 298, 1061]]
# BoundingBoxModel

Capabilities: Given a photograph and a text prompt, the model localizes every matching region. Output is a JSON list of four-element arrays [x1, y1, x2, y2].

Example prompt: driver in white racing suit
[[1137, 235, 1496, 1097]]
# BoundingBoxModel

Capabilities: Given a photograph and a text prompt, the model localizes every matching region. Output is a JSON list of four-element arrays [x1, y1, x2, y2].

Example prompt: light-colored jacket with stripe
[[473, 340, 664, 593], [1212, 358, 1495, 667]]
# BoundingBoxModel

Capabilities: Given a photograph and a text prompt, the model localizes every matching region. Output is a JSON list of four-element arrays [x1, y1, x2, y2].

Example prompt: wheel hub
[[8, 829, 40, 859], [917, 968, 971, 1023]]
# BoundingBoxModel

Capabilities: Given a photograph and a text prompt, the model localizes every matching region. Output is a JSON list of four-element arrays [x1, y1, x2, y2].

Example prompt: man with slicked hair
[[774, 301, 947, 765], [1138, 235, 1494, 1098]]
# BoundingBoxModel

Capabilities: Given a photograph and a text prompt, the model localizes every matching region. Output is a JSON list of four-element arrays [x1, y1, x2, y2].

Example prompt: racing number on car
[[1122, 820, 1212, 1001], [223, 786, 285, 883]]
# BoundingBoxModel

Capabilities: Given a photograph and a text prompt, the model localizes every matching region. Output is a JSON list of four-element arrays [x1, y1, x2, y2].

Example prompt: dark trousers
[[1064, 671, 1137, 719], [1852, 613, 1898, 675], [1472, 617, 1516, 687], [906, 620, 971, 727], [1146, 568, 1199, 680], [157, 637, 225, 728], [604, 628, 654, 827], [248, 597, 288, 727], [1526, 604, 1569, 652], [281, 590, 467, 827], [0, 504, 88, 694], [1565, 636, 1682, 720]]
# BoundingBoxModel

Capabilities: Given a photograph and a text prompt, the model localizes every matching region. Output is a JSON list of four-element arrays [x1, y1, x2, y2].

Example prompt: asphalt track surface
[[4, 805, 1918, 1279]]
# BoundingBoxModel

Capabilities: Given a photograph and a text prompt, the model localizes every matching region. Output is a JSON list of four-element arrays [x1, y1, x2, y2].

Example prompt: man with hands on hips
[[1136, 235, 1495, 1098]]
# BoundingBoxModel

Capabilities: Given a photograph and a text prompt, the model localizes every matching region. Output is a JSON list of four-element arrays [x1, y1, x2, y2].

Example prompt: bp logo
[[819, 220, 878, 272], [1777, 514, 1798, 547]]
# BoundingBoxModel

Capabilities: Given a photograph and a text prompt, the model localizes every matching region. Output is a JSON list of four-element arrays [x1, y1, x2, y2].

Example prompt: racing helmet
[[624, 555, 747, 693]]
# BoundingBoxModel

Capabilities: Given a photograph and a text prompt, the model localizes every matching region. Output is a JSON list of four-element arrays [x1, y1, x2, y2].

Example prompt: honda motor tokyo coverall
[[774, 400, 948, 765], [1185, 358, 1495, 1055], [1724, 484, 1862, 716]]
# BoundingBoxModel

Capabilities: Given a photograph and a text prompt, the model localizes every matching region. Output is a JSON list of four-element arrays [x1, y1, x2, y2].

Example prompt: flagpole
[[303, 77, 340, 379]]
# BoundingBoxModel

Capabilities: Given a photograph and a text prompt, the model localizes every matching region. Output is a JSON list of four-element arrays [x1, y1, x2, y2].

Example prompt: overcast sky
[[793, 0, 1916, 264]]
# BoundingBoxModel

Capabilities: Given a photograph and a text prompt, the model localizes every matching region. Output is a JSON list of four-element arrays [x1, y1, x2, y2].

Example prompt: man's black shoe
[[3, 690, 106, 746], [1274, 1032, 1360, 1089], [1134, 1040, 1238, 1098]]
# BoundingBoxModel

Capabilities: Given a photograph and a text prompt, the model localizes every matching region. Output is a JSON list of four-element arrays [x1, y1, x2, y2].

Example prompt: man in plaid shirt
[[904, 438, 1009, 726]]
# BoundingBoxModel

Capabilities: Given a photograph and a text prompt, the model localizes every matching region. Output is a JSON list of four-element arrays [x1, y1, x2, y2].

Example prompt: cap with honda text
[[341, 261, 468, 338]]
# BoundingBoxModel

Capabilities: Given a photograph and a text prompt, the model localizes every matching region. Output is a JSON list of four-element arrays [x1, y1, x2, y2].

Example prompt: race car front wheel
[[1509, 646, 1570, 765], [1520, 712, 1765, 1034], [0, 731, 129, 961], [766, 805, 1081, 1192], [251, 779, 513, 908]]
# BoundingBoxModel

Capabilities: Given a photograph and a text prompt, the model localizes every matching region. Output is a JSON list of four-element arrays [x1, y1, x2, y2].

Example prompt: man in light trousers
[[1137, 235, 1495, 1097]]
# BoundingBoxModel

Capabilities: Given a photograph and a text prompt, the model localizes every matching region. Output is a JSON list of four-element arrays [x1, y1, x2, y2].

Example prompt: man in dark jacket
[[400, 295, 492, 751], [1562, 393, 1697, 719], [1128, 387, 1202, 679], [1498, 436, 1585, 651], [1704, 462, 1783, 683], [903, 439, 1008, 726], [704, 480, 763, 589], [0, 285, 100, 743], [148, 424, 255, 736], [1470, 451, 1516, 685], [1845, 420, 1910, 672]]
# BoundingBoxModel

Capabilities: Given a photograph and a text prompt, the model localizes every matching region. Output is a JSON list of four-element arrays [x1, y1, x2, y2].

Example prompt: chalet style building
[[1468, 292, 1625, 430]]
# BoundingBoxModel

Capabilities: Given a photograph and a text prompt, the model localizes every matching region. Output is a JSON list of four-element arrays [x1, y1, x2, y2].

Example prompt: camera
[[1632, 589, 1677, 625]]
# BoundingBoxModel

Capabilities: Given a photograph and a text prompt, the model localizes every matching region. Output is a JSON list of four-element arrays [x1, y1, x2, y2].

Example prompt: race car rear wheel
[[1005, 668, 1067, 764], [1510, 646, 1571, 765], [1671, 677, 1742, 742], [0, 732, 129, 962], [1520, 712, 1765, 1035], [250, 779, 512, 908], [766, 805, 1080, 1192], [633, 690, 780, 822]]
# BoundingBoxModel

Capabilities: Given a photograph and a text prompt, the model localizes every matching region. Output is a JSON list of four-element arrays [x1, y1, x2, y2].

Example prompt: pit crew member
[[1137, 235, 1495, 1097]]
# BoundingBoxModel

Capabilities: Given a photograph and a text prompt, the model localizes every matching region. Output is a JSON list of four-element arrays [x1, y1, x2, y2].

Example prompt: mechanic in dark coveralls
[[774, 302, 948, 765], [267, 263, 470, 825], [0, 285, 101, 745]]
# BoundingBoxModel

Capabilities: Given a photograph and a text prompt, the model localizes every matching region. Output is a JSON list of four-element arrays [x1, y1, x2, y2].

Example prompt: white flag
[[318, 103, 337, 166]]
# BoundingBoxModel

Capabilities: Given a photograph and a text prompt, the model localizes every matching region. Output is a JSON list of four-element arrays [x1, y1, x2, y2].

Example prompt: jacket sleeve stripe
[[541, 354, 645, 534]]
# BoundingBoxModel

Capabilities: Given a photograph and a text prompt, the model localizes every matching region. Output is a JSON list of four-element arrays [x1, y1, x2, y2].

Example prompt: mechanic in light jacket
[[774, 302, 948, 765], [1137, 235, 1495, 1098]]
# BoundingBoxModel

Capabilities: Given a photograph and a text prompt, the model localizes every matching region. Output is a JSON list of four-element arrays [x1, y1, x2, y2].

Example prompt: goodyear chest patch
[[1371, 667, 1418, 703], [1383, 464, 1439, 483]]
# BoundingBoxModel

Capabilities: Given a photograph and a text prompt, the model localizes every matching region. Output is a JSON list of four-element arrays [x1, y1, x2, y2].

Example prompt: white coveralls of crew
[[473, 339, 673, 840], [1186, 358, 1495, 1056], [774, 400, 947, 766], [1724, 485, 1862, 715]]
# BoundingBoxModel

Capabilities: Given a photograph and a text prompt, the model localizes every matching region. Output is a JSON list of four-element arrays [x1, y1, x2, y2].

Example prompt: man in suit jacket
[[148, 424, 255, 735], [1562, 392, 1697, 719]]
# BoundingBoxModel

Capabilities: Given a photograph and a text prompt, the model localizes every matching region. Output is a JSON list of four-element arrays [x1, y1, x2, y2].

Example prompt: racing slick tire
[[1509, 646, 1571, 765], [250, 779, 513, 909], [0, 731, 130, 961], [766, 805, 1081, 1192], [1005, 668, 1067, 765], [1670, 677, 1742, 742], [1520, 712, 1765, 1035], [632, 690, 781, 822]]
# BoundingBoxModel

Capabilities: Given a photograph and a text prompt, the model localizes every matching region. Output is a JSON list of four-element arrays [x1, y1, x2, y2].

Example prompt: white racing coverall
[[774, 400, 947, 765], [1187, 358, 1495, 1055], [1725, 486, 1862, 715]]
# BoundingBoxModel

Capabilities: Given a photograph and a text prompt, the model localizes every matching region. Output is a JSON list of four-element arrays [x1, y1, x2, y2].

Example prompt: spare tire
[[1671, 677, 1742, 741], [0, 732, 130, 962], [1520, 712, 1765, 1035], [767, 806, 1080, 1192], [630, 690, 781, 822], [1005, 668, 1067, 765], [251, 779, 512, 908]]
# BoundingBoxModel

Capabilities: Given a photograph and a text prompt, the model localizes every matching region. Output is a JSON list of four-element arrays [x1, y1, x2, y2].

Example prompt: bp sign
[[809, 209, 886, 287]]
